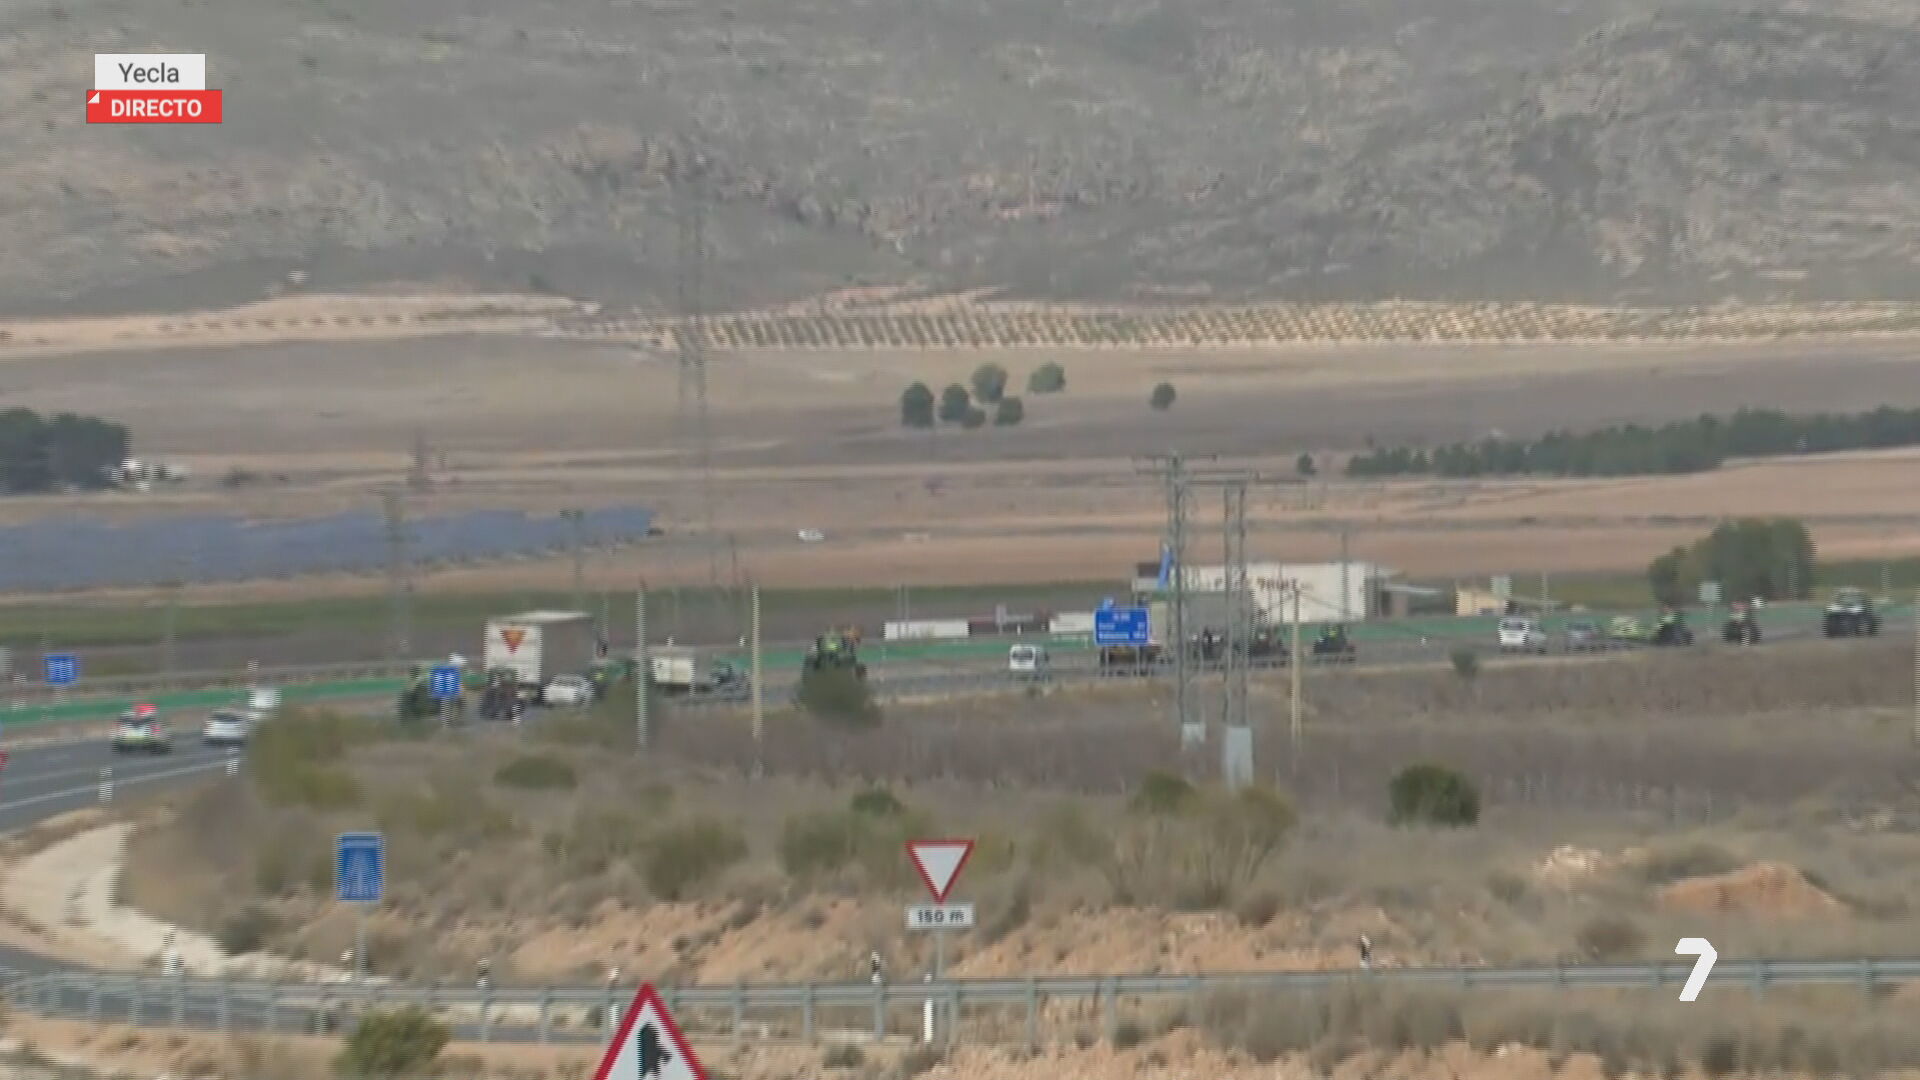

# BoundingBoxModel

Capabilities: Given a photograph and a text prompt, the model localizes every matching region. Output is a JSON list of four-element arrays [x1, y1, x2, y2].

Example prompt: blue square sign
[[336, 832, 384, 904], [1094, 606, 1151, 647], [429, 665, 461, 701], [43, 654, 78, 686]]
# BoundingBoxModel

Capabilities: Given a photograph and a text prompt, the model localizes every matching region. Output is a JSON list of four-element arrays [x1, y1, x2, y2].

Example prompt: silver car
[[202, 708, 250, 746]]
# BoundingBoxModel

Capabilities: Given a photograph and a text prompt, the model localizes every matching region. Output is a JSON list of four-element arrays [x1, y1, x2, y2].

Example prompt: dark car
[[1563, 619, 1604, 652]]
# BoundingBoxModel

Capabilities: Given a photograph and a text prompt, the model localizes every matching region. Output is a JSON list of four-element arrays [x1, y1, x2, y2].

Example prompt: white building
[[1134, 560, 1397, 624]]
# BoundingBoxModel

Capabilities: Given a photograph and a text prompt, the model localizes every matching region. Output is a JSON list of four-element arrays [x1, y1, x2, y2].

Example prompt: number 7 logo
[[1675, 937, 1717, 1002]]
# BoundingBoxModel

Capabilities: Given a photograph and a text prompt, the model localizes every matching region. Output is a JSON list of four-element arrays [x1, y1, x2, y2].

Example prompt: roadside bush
[[644, 818, 747, 901], [493, 754, 577, 790], [1387, 764, 1480, 827], [549, 807, 647, 876], [1576, 914, 1647, 960], [779, 801, 930, 886], [1027, 362, 1066, 394], [1634, 841, 1740, 885], [248, 709, 378, 809], [795, 664, 880, 728], [1295, 452, 1316, 477], [970, 362, 1009, 404], [1449, 646, 1480, 681], [960, 406, 988, 429], [822, 1042, 865, 1068], [335, 1006, 449, 1080], [849, 786, 905, 818], [993, 396, 1024, 426], [899, 382, 935, 428], [1129, 770, 1196, 814], [1106, 783, 1294, 909], [216, 905, 279, 956], [1150, 382, 1177, 410], [376, 778, 515, 844]]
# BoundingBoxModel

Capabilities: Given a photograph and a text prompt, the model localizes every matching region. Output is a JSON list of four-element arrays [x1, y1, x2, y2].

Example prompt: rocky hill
[[7, 0, 1920, 313]]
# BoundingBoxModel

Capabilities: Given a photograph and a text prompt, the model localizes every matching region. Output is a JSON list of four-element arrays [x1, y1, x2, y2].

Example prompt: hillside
[[9, 0, 1920, 313]]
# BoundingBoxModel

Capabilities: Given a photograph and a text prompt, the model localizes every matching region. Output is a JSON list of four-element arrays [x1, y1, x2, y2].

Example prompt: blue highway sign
[[429, 665, 462, 701], [1094, 606, 1151, 647], [336, 832, 384, 904], [43, 654, 78, 686]]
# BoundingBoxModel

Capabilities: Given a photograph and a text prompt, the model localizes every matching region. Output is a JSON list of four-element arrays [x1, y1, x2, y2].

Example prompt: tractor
[[1099, 642, 1162, 674], [804, 629, 868, 681], [1310, 625, 1357, 664], [1721, 602, 1761, 646], [1651, 608, 1695, 646], [1822, 588, 1881, 637]]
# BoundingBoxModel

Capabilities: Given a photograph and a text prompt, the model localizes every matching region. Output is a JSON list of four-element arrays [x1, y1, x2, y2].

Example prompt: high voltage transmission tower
[[675, 172, 735, 639]]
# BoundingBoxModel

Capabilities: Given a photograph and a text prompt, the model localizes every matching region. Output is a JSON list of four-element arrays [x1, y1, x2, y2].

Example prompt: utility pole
[[1289, 583, 1303, 775], [381, 488, 412, 662], [562, 508, 587, 614], [750, 583, 764, 775], [1136, 453, 1211, 752], [1912, 583, 1919, 747], [1338, 527, 1351, 624], [676, 171, 731, 639], [1220, 480, 1252, 789], [161, 576, 181, 675], [635, 587, 650, 752]]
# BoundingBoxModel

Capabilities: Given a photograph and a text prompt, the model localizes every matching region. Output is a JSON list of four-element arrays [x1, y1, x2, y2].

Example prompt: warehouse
[[1131, 559, 1402, 623]]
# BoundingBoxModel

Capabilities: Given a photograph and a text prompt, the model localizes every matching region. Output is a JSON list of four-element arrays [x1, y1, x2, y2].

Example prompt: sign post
[[590, 982, 706, 1080], [906, 838, 975, 1044], [335, 832, 384, 980], [430, 664, 461, 727], [43, 654, 77, 719]]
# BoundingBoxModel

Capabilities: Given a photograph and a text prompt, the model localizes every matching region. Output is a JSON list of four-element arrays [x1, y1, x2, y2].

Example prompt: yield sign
[[499, 627, 528, 653], [906, 838, 974, 903], [592, 983, 706, 1080]]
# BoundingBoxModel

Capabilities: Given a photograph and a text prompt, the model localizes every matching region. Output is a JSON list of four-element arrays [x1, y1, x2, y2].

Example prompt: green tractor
[[804, 629, 868, 681], [1609, 609, 1694, 647], [1822, 588, 1881, 637], [1722, 602, 1761, 646]]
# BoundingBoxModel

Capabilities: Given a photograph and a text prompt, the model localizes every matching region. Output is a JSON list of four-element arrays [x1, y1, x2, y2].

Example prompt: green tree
[[900, 382, 935, 428], [1645, 517, 1816, 604], [1027, 362, 1067, 394], [971, 363, 1010, 404], [335, 1006, 449, 1079], [938, 384, 972, 423], [1150, 382, 1177, 411], [1295, 452, 1316, 477], [994, 397, 1024, 426], [961, 406, 988, 429]]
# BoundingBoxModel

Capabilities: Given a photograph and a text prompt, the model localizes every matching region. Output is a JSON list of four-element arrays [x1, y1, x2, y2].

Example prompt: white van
[[1497, 617, 1548, 654], [1008, 643, 1050, 677]]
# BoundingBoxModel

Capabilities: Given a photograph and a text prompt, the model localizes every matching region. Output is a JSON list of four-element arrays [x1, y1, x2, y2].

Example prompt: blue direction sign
[[336, 832, 384, 904], [42, 654, 78, 686], [1094, 606, 1151, 647], [429, 665, 462, 701]]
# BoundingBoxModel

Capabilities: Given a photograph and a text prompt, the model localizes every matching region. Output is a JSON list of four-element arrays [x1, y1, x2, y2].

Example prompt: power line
[[675, 171, 732, 640], [381, 488, 413, 661]]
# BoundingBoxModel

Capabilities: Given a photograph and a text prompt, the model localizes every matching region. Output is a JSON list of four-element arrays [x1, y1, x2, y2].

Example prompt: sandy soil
[[3, 296, 1920, 596]]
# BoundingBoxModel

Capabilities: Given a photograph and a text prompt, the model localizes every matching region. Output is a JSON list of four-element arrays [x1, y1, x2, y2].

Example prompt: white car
[[243, 686, 281, 723], [1497, 617, 1548, 654], [1008, 643, 1050, 677], [543, 674, 595, 707], [202, 708, 251, 746]]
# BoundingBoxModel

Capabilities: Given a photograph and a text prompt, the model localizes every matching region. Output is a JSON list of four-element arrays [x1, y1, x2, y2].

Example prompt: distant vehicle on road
[[1498, 617, 1548, 654], [112, 705, 173, 754], [1563, 619, 1604, 652], [1722, 602, 1761, 645], [1008, 643, 1050, 677], [201, 708, 251, 747], [542, 674, 595, 707], [1822, 588, 1881, 637]]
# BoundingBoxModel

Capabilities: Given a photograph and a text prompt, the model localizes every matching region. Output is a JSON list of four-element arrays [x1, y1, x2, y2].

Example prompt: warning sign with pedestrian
[[592, 983, 706, 1080]]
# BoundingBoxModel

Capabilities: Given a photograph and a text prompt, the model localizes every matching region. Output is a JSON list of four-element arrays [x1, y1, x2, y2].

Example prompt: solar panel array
[[0, 505, 655, 591]]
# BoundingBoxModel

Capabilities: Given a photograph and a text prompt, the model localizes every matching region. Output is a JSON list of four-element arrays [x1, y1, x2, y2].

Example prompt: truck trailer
[[484, 611, 599, 696]]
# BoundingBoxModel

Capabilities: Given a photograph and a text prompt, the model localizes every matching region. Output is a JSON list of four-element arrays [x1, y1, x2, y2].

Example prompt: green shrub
[[1449, 647, 1480, 681], [778, 811, 860, 879], [551, 808, 647, 875], [1635, 841, 1740, 885], [1129, 770, 1198, 815], [248, 709, 379, 809], [822, 1042, 865, 1068], [1387, 764, 1480, 827], [795, 665, 880, 728], [1150, 382, 1177, 410], [900, 382, 935, 428], [1027, 362, 1067, 394], [216, 905, 279, 956], [493, 754, 578, 790], [993, 396, 1024, 426], [1295, 452, 1316, 477], [644, 818, 747, 900], [849, 786, 905, 818], [376, 779, 515, 843], [960, 406, 988, 429], [937, 384, 971, 423], [335, 1006, 449, 1079], [970, 362, 1009, 404]]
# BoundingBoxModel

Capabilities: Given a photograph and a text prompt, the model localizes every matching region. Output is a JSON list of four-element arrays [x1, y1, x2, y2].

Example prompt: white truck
[[484, 611, 599, 695], [649, 647, 746, 695]]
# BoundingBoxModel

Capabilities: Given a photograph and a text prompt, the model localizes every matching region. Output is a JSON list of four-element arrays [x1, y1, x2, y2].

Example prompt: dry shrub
[[1575, 914, 1647, 960], [1634, 840, 1742, 885], [1103, 784, 1293, 909], [643, 817, 747, 900], [248, 708, 381, 809]]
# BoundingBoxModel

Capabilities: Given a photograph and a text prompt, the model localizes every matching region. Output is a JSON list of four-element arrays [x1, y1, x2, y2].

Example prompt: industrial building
[[1130, 559, 1403, 624]]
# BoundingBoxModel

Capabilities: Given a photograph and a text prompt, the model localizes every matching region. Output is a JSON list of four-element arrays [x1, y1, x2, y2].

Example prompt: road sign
[[1094, 606, 1151, 647], [906, 902, 976, 931], [335, 832, 384, 904], [429, 665, 462, 701], [591, 982, 706, 1080], [907, 838, 974, 903], [1698, 580, 1722, 605], [42, 655, 78, 686]]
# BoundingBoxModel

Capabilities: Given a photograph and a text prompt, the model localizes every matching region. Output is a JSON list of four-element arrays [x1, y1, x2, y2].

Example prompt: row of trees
[[1648, 517, 1816, 606], [1345, 405, 1920, 479], [0, 408, 130, 493], [900, 361, 1066, 429]]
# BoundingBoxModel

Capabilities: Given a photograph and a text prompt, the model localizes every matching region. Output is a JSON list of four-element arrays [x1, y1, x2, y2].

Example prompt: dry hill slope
[[8, 0, 1920, 312]]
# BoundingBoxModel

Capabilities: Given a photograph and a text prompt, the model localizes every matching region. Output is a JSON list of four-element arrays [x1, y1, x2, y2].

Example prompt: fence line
[[4, 959, 1913, 1047]]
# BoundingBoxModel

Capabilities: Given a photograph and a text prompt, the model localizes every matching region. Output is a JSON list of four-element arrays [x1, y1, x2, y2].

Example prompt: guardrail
[[4, 958, 1912, 1046], [5, 660, 413, 706]]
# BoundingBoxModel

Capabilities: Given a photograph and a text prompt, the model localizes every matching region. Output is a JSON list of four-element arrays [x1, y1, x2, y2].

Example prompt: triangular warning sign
[[500, 628, 527, 652], [907, 838, 973, 903], [592, 983, 706, 1080]]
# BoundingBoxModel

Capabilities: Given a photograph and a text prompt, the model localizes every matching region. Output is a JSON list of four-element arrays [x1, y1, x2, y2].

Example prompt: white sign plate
[[906, 902, 976, 930]]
